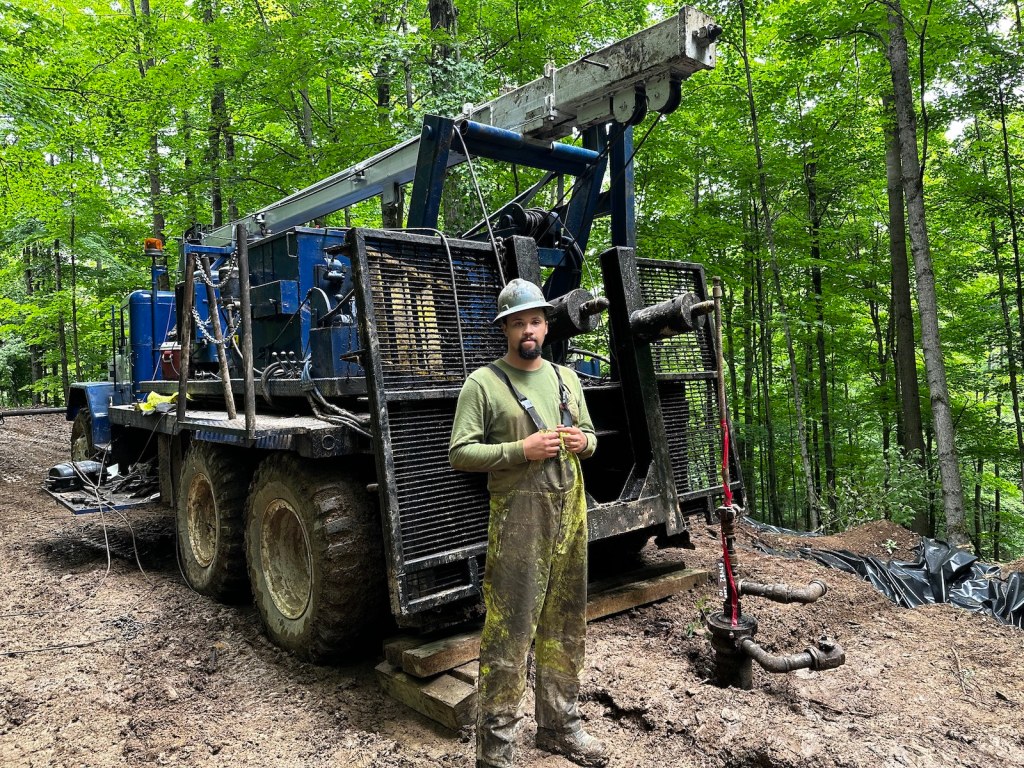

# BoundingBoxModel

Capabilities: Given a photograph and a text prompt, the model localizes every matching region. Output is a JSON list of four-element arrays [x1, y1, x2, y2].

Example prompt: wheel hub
[[261, 499, 312, 620], [186, 471, 218, 567]]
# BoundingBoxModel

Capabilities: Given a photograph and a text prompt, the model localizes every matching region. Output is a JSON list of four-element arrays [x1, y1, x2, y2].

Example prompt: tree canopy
[[2, 0, 1023, 558]]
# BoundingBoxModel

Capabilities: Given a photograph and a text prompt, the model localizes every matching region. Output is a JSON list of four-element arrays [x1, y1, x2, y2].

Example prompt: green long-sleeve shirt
[[449, 359, 596, 495]]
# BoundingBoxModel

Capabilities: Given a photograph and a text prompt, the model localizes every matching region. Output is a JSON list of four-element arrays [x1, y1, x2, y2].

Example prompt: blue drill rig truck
[[48, 7, 741, 661]]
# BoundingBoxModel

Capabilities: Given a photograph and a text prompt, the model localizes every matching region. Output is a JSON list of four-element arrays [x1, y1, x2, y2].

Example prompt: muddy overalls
[[449, 359, 595, 768]]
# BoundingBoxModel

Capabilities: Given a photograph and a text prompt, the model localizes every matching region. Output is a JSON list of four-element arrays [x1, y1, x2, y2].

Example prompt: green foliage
[[1, 0, 1023, 556]]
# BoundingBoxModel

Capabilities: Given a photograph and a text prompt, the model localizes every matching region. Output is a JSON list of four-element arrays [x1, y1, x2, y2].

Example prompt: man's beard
[[518, 340, 542, 360]]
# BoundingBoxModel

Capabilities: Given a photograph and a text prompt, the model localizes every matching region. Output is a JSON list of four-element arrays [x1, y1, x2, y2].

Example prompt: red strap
[[721, 418, 733, 506], [720, 417, 739, 625]]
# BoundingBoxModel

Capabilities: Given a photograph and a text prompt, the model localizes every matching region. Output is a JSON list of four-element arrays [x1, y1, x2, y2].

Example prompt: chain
[[191, 306, 240, 346], [193, 258, 234, 289]]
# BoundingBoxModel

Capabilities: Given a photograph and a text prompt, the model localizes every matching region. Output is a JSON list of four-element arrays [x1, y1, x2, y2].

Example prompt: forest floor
[[1, 413, 1022, 768]]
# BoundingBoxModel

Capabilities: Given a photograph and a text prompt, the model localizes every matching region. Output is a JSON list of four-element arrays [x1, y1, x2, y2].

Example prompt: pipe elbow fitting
[[739, 637, 846, 675], [806, 640, 846, 671]]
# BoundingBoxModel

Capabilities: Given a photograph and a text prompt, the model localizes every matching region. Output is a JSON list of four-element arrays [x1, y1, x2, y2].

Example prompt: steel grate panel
[[405, 559, 479, 602], [364, 237, 507, 390], [659, 379, 719, 495], [388, 401, 490, 564], [637, 260, 715, 375]]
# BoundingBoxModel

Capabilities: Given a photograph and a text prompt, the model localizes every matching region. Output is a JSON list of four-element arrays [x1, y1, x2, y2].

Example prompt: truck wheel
[[176, 442, 251, 602], [71, 409, 98, 461], [245, 454, 385, 662]]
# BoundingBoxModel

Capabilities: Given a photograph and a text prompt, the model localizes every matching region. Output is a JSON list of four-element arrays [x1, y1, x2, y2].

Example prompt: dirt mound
[[1001, 557, 1024, 577], [2, 414, 1023, 767], [750, 518, 922, 561]]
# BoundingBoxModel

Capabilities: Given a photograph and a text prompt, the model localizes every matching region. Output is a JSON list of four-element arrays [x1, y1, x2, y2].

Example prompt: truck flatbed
[[107, 405, 367, 456]]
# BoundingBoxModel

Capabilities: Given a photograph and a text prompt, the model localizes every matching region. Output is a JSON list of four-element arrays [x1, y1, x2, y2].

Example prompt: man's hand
[[522, 430, 562, 460], [556, 425, 588, 454]]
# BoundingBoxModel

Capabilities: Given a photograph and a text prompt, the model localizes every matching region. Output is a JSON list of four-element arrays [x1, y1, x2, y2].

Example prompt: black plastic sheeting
[[743, 516, 823, 538], [747, 519, 1024, 628]]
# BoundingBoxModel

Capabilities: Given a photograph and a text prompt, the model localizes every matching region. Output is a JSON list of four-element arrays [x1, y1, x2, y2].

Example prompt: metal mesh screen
[[363, 235, 506, 390], [659, 379, 719, 496], [636, 259, 715, 375], [352, 231, 502, 611], [405, 560, 479, 602], [388, 401, 490, 565]]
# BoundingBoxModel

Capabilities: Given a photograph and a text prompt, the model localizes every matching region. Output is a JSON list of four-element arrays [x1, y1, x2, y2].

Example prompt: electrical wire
[[1, 416, 165, 621]]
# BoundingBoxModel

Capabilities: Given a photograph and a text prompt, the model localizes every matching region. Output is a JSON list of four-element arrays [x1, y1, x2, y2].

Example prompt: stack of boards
[[376, 563, 708, 729]]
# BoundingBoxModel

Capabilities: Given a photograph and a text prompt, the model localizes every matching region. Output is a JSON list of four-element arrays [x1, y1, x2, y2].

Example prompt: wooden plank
[[451, 660, 479, 687], [401, 630, 481, 678], [586, 567, 708, 621], [383, 635, 421, 667], [374, 661, 477, 730]]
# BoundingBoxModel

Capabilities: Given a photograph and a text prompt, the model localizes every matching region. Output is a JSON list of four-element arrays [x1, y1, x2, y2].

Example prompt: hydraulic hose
[[737, 579, 828, 605]]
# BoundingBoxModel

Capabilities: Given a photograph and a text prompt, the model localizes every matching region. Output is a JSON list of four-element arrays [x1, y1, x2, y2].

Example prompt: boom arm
[[200, 6, 719, 247]]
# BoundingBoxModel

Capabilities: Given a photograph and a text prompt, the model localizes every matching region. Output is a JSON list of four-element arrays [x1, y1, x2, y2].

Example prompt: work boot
[[536, 726, 609, 767]]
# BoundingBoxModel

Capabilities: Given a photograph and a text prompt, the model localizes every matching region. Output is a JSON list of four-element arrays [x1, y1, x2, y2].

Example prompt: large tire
[[70, 409, 98, 461], [176, 442, 251, 602], [245, 454, 386, 662]]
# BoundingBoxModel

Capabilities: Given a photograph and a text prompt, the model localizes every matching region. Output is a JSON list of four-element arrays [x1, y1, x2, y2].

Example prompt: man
[[449, 278, 608, 768]]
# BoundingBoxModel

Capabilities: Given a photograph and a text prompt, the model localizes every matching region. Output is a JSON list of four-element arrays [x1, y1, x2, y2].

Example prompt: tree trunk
[[25, 248, 41, 406], [182, 111, 199, 224], [129, 0, 165, 239], [885, 3, 969, 548], [740, 0, 819, 528], [53, 241, 69, 400], [974, 115, 1024, 496], [884, 95, 928, 512], [805, 160, 836, 512], [202, 0, 225, 227], [428, 0, 458, 64], [997, 88, 1024, 435], [973, 456, 983, 557], [725, 282, 740, 429], [994, 396, 1002, 560], [225, 124, 238, 221], [742, 237, 757, 517], [69, 203, 81, 380], [753, 197, 780, 524], [298, 88, 314, 151], [868, 291, 892, 494]]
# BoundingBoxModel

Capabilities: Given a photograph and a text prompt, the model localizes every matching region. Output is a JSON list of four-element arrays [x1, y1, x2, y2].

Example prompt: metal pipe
[[738, 579, 828, 605], [235, 224, 256, 441], [740, 637, 845, 674], [176, 251, 195, 424], [200, 255, 237, 420], [458, 120, 601, 172], [0, 407, 66, 417]]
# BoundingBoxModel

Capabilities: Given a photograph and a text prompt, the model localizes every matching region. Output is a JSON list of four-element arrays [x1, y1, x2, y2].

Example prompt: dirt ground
[[2, 413, 1022, 768]]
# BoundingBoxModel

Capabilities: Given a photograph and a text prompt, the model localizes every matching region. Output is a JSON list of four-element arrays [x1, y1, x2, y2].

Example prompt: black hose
[[737, 579, 827, 605]]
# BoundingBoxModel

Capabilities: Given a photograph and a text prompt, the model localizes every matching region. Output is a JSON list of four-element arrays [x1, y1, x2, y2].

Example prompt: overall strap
[[486, 362, 576, 430], [487, 363, 548, 431], [550, 365, 575, 428]]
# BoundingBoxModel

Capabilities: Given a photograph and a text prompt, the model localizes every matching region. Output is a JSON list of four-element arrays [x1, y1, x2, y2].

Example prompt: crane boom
[[201, 6, 719, 247]]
